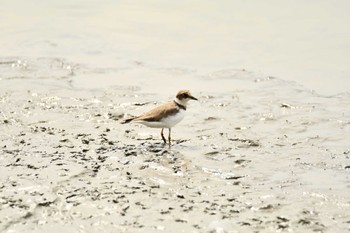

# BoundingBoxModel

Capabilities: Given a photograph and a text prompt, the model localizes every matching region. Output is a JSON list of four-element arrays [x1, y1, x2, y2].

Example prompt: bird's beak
[[189, 95, 198, 101]]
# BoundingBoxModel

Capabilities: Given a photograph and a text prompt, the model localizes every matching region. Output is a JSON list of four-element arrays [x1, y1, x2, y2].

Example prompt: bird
[[121, 90, 198, 146]]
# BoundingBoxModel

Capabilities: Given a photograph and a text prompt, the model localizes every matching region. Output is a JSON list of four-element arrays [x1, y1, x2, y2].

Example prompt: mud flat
[[0, 57, 349, 232]]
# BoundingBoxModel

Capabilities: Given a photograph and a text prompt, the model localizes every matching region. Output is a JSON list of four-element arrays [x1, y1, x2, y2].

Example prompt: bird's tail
[[120, 117, 135, 124]]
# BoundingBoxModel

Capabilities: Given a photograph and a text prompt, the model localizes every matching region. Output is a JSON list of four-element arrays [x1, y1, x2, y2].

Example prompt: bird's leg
[[168, 128, 171, 147], [161, 128, 167, 144]]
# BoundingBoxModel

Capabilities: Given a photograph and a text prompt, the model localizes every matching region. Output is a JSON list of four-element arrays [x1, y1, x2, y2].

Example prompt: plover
[[121, 90, 198, 146]]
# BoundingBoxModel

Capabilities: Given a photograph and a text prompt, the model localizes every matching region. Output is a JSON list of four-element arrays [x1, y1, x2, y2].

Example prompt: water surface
[[1, 0, 349, 94]]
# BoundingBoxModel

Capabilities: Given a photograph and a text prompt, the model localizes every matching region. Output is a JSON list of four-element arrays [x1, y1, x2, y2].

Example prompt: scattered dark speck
[[38, 201, 55, 207], [280, 103, 292, 108], [66, 194, 77, 199], [205, 117, 218, 121], [298, 219, 311, 225], [125, 150, 137, 156], [176, 193, 185, 199], [134, 102, 149, 106], [234, 159, 249, 165], [160, 210, 170, 215], [278, 224, 289, 229], [175, 219, 187, 223], [259, 204, 274, 211], [82, 139, 90, 144], [240, 222, 251, 226], [27, 164, 39, 170], [225, 175, 244, 180], [277, 216, 289, 222], [23, 212, 33, 219], [139, 165, 149, 170], [205, 151, 219, 156]]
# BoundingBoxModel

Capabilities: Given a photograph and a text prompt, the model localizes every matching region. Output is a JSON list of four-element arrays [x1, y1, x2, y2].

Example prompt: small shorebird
[[121, 90, 198, 146]]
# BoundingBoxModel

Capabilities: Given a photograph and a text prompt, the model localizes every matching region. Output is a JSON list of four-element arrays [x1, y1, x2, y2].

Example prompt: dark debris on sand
[[1, 61, 349, 232]]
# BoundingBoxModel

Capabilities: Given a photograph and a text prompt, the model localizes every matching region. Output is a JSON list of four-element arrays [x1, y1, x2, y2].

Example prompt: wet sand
[[1, 57, 349, 232], [1, 0, 350, 232]]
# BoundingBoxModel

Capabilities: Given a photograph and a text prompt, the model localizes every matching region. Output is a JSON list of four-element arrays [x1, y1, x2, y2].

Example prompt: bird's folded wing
[[134, 102, 180, 122]]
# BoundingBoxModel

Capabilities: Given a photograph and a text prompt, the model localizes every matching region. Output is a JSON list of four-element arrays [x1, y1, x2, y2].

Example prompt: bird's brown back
[[133, 101, 181, 122]]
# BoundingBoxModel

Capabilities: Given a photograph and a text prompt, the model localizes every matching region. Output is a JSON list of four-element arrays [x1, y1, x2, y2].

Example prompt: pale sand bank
[[0, 57, 349, 232]]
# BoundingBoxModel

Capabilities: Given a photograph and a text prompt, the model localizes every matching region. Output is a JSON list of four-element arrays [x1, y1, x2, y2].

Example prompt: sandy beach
[[1, 57, 349, 233], [1, 1, 350, 232]]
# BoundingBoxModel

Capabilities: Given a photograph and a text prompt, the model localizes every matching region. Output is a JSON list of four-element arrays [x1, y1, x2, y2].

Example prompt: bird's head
[[175, 90, 198, 105]]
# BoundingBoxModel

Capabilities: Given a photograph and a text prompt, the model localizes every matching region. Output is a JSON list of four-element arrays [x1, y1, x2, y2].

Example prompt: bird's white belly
[[138, 110, 185, 128]]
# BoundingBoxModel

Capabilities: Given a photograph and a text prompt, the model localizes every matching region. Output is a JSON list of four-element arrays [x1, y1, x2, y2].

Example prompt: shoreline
[[1, 56, 349, 232]]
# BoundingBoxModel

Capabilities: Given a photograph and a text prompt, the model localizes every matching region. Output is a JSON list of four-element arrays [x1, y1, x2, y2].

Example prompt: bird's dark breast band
[[174, 101, 186, 110]]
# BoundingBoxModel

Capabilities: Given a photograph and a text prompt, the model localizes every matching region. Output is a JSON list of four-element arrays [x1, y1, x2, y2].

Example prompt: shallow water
[[1, 0, 350, 94]]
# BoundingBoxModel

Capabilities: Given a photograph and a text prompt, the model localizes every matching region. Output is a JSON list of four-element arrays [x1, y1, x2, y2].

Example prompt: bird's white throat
[[174, 98, 188, 107]]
